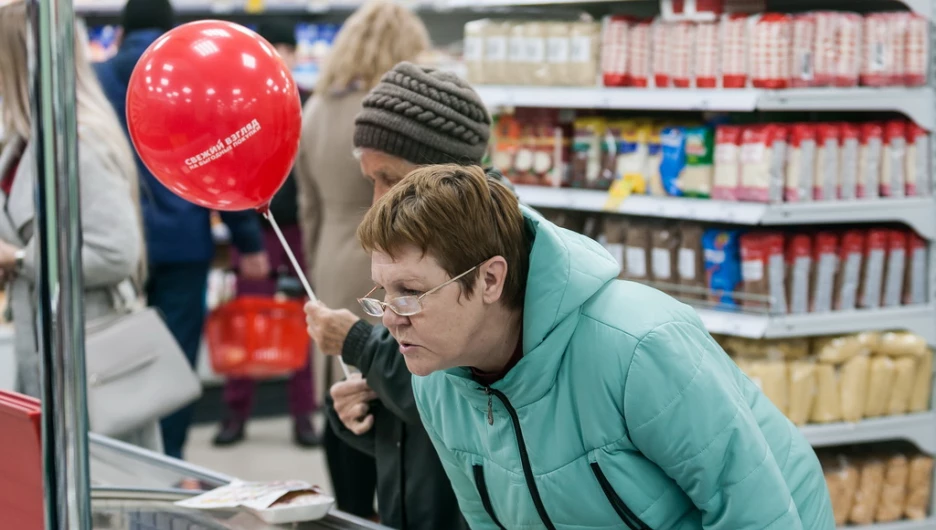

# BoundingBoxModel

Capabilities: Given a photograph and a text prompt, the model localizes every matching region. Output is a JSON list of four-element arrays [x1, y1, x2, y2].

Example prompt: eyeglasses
[[358, 265, 480, 318]]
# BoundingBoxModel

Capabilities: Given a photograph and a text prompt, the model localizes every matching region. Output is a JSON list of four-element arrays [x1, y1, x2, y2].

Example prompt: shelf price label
[[245, 0, 265, 13]]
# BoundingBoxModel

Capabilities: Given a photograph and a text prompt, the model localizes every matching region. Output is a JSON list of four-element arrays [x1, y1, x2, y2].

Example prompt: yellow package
[[857, 331, 881, 352], [850, 458, 886, 525], [909, 349, 933, 413], [863, 356, 897, 418], [765, 338, 810, 360], [646, 123, 666, 196], [876, 454, 909, 523], [816, 334, 867, 364], [824, 455, 860, 526], [787, 360, 817, 426], [905, 455, 934, 520], [840, 354, 870, 422], [811, 363, 843, 423], [887, 357, 918, 415], [877, 331, 927, 357], [756, 359, 789, 416]]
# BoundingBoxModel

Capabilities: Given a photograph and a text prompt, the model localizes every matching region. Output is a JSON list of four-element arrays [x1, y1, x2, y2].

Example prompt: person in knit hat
[[299, 56, 505, 529]]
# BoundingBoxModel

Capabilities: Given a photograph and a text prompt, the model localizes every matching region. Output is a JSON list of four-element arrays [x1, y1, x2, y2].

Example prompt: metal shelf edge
[[838, 516, 936, 530], [801, 412, 936, 454]]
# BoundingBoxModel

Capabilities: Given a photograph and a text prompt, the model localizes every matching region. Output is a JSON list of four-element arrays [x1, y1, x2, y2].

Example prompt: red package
[[904, 232, 927, 305], [720, 14, 749, 88], [883, 230, 908, 308], [652, 19, 671, 87], [861, 13, 902, 87], [740, 124, 787, 203], [834, 12, 862, 87], [784, 123, 817, 203], [790, 13, 817, 87], [765, 233, 787, 315], [787, 233, 812, 314], [906, 123, 930, 197], [881, 120, 907, 198], [628, 20, 653, 87], [670, 22, 695, 88], [694, 21, 719, 88], [814, 123, 840, 201], [839, 122, 860, 199], [811, 11, 839, 86], [741, 233, 766, 309], [602, 16, 632, 87], [713, 125, 743, 200], [905, 13, 928, 86], [811, 231, 838, 313], [858, 122, 884, 198], [860, 228, 888, 309], [751, 13, 792, 89], [835, 230, 865, 310]]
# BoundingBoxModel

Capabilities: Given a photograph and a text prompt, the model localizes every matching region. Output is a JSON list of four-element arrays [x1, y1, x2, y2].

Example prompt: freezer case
[[89, 433, 387, 530]]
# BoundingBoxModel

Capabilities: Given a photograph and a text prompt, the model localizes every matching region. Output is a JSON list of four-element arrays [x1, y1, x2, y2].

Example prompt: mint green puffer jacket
[[413, 207, 835, 530]]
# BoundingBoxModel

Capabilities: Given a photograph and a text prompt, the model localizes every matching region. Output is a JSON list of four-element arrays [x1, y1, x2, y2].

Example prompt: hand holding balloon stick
[[125, 20, 350, 378]]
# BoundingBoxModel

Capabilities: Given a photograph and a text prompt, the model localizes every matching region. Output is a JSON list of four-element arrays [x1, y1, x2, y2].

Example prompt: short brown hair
[[357, 165, 528, 310]]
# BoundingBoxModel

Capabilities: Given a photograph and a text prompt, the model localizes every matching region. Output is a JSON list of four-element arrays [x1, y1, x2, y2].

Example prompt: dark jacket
[[94, 29, 263, 264], [326, 320, 468, 530]]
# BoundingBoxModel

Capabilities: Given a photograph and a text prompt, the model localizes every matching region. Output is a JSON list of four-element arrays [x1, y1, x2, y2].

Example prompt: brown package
[[815, 334, 868, 364], [603, 217, 626, 276], [811, 363, 843, 423], [787, 359, 817, 426], [878, 331, 927, 357], [676, 223, 705, 301], [888, 357, 919, 415], [905, 455, 934, 520], [650, 223, 680, 292], [623, 221, 650, 282], [876, 454, 909, 522], [840, 354, 870, 422], [863, 355, 897, 418], [764, 339, 809, 360], [756, 359, 789, 416], [824, 455, 860, 526], [568, 22, 601, 86], [849, 457, 886, 525], [908, 349, 933, 413]]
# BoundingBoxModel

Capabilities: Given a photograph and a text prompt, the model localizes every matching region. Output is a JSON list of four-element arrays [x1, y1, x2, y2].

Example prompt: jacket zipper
[[484, 387, 556, 530], [590, 462, 651, 530], [473, 465, 507, 530]]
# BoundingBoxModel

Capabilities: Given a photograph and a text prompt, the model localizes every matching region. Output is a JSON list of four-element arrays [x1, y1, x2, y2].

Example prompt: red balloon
[[126, 20, 301, 211]]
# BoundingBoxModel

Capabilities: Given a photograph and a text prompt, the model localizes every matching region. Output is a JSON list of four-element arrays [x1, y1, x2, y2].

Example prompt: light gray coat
[[0, 134, 161, 452]]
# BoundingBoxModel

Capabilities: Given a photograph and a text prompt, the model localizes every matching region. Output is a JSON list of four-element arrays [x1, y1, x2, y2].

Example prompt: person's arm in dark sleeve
[[324, 391, 377, 458], [218, 210, 265, 254], [341, 320, 421, 425]]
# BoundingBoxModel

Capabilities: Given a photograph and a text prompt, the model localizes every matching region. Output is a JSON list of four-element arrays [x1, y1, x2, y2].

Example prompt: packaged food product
[[569, 21, 601, 86], [508, 23, 530, 85], [859, 229, 888, 310], [491, 115, 521, 182], [840, 353, 870, 422], [881, 120, 907, 198], [790, 13, 816, 87], [740, 124, 787, 203], [764, 338, 810, 360], [905, 455, 934, 520], [811, 232, 837, 313], [741, 232, 767, 310], [882, 230, 907, 308], [904, 13, 928, 87], [681, 126, 715, 198], [825, 455, 860, 525], [905, 123, 930, 197], [903, 233, 927, 305], [603, 217, 626, 275], [463, 20, 488, 84], [601, 16, 631, 87], [784, 123, 817, 202], [612, 120, 648, 194], [864, 355, 897, 418], [816, 334, 869, 364], [713, 125, 743, 200], [645, 124, 666, 196], [834, 12, 862, 87], [813, 123, 840, 201], [719, 14, 748, 88], [750, 13, 792, 89], [857, 122, 884, 199], [627, 20, 652, 87], [546, 22, 572, 86], [811, 363, 843, 423], [703, 229, 744, 309], [650, 223, 680, 285], [834, 230, 864, 310], [887, 357, 918, 415], [571, 118, 606, 188], [787, 359, 817, 425], [858, 331, 882, 352], [839, 122, 860, 199], [660, 126, 687, 197], [524, 22, 549, 86], [861, 13, 901, 87], [484, 21, 511, 85], [624, 222, 650, 282], [651, 19, 670, 87], [877, 331, 927, 357], [849, 457, 886, 524], [531, 123, 558, 185], [512, 122, 536, 184], [786, 233, 812, 315], [876, 454, 909, 522], [756, 359, 789, 415], [908, 348, 933, 413], [669, 22, 695, 88], [694, 21, 719, 88], [677, 223, 706, 300], [811, 11, 839, 87]]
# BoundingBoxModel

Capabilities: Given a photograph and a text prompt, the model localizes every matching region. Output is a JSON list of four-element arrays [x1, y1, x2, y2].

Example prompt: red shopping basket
[[0, 391, 43, 530], [206, 296, 311, 378]]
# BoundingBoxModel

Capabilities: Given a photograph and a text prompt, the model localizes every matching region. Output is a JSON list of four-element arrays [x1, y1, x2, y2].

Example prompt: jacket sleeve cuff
[[341, 319, 374, 369]]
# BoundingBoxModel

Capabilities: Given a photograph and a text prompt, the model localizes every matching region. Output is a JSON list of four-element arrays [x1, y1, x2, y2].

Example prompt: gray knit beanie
[[353, 62, 492, 166]]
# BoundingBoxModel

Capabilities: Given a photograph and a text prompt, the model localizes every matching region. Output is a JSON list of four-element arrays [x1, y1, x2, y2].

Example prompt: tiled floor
[[185, 415, 334, 494]]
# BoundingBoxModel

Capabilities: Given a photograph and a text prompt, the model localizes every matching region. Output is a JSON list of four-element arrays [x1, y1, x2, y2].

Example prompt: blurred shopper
[[301, 54, 506, 526], [94, 0, 271, 460], [213, 19, 319, 449], [293, 2, 433, 523], [0, 1, 161, 450]]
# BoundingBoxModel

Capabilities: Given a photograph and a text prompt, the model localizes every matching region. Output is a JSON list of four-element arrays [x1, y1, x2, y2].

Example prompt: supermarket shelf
[[801, 413, 936, 454], [476, 86, 936, 130], [841, 517, 936, 530], [695, 306, 936, 344], [516, 186, 936, 240]]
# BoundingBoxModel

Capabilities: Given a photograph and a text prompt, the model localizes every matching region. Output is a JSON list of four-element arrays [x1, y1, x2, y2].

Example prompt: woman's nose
[[382, 308, 409, 328]]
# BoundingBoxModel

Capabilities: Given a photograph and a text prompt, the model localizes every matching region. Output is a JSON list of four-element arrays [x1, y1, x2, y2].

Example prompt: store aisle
[[186, 415, 332, 493]]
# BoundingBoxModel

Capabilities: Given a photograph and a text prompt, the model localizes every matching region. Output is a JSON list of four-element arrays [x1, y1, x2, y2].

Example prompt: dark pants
[[223, 223, 316, 420], [146, 262, 210, 460]]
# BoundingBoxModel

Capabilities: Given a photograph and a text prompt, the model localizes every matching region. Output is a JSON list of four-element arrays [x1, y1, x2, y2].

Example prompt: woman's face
[[371, 245, 489, 376], [358, 149, 418, 204]]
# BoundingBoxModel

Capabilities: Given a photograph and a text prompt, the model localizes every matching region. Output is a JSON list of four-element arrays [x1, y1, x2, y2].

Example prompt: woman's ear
[[480, 256, 508, 305]]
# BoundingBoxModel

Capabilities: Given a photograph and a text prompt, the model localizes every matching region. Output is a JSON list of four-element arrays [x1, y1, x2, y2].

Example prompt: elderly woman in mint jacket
[[354, 164, 835, 530]]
